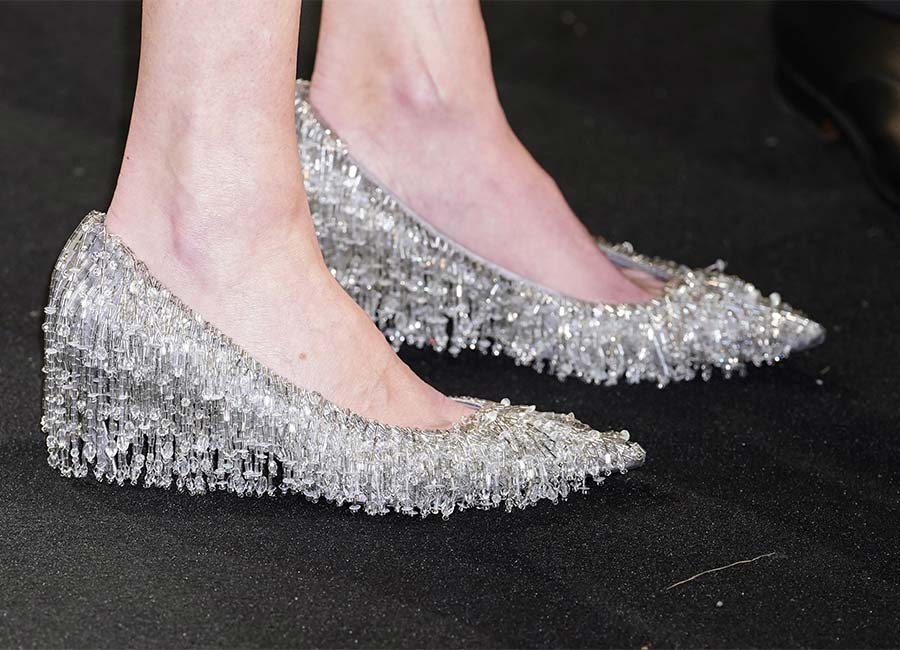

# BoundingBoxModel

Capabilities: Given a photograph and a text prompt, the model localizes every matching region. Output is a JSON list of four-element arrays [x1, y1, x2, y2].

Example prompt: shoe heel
[[40, 220, 282, 497], [41, 343, 167, 489], [775, 59, 842, 143], [41, 330, 225, 495]]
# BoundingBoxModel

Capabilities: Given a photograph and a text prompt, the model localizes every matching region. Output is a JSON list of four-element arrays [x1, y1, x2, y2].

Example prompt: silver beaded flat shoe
[[40, 212, 645, 518], [294, 80, 825, 387]]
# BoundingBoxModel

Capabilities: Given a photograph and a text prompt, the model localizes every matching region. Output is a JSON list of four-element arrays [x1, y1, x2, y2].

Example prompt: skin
[[106, 0, 661, 429], [310, 0, 665, 303], [107, 0, 470, 429]]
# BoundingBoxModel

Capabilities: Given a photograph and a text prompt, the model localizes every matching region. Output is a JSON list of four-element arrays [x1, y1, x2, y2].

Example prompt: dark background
[[2, 1, 900, 648]]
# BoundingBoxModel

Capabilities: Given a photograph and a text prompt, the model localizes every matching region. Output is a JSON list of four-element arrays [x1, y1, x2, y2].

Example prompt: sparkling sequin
[[41, 213, 645, 517], [294, 80, 825, 387]]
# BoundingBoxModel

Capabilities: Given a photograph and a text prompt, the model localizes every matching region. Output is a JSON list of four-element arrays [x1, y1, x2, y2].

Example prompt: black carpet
[[2, 2, 899, 648]]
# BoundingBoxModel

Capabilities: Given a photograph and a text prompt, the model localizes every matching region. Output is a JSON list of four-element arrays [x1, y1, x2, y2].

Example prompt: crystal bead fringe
[[41, 213, 645, 517], [295, 80, 824, 387]]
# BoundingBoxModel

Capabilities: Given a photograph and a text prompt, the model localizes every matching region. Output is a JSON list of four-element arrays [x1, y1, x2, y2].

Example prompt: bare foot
[[107, 192, 471, 430], [310, 0, 665, 305]]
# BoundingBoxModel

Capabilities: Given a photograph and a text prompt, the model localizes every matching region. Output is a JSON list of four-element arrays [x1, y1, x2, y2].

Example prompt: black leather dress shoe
[[772, 1, 900, 209]]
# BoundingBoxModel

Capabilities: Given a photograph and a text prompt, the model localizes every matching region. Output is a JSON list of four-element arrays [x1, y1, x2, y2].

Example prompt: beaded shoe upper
[[41, 213, 645, 517], [295, 80, 825, 387]]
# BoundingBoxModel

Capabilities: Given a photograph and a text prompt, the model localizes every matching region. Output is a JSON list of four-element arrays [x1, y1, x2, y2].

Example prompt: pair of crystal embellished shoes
[[40, 82, 824, 518]]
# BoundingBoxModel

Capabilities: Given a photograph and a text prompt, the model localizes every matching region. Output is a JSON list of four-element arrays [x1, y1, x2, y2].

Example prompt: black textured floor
[[2, 2, 900, 648]]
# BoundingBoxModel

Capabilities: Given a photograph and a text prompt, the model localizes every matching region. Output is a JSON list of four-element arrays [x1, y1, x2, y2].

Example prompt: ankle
[[108, 201, 314, 291], [107, 133, 318, 289], [314, 68, 505, 130]]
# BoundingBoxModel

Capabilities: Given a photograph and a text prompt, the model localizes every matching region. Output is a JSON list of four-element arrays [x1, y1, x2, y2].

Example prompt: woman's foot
[[105, 0, 469, 431], [310, 0, 665, 305], [107, 191, 470, 431]]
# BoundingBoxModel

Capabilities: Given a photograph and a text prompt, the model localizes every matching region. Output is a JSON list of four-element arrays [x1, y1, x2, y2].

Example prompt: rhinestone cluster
[[40, 213, 644, 517], [295, 80, 824, 387]]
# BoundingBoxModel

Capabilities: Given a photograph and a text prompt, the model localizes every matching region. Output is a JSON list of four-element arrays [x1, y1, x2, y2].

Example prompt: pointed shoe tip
[[794, 320, 826, 352], [625, 444, 647, 470]]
